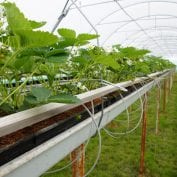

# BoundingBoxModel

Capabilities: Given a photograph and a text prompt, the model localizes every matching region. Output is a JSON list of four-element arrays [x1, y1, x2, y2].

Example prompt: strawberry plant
[[0, 2, 175, 115]]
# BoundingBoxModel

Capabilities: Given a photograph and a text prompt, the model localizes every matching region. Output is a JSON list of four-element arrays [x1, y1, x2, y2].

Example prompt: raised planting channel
[[0, 70, 174, 177]]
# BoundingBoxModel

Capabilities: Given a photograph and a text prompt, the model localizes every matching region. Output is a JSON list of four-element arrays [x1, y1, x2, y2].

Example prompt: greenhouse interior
[[0, 0, 176, 177]]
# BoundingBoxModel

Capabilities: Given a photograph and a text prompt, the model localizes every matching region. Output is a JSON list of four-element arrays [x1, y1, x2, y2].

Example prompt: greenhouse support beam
[[71, 144, 85, 177], [139, 93, 148, 177], [0, 78, 161, 177]]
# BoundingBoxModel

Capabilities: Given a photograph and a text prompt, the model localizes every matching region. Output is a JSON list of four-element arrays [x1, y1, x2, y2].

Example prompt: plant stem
[[0, 68, 37, 106]]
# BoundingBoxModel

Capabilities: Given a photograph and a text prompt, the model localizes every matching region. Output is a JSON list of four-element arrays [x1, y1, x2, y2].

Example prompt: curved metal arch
[[132, 37, 177, 57], [134, 37, 177, 48], [124, 26, 177, 46], [102, 14, 177, 45], [133, 36, 177, 47], [140, 38, 177, 47], [138, 39, 177, 56], [99, 14, 177, 26], [127, 33, 177, 46], [148, 47, 177, 55], [96, 0, 177, 26], [74, 0, 177, 58]]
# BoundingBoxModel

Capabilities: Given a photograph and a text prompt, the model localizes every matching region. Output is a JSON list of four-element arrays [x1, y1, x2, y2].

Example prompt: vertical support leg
[[139, 94, 148, 177], [71, 144, 85, 177], [168, 77, 171, 97], [163, 79, 167, 112], [155, 87, 160, 135], [170, 74, 173, 90]]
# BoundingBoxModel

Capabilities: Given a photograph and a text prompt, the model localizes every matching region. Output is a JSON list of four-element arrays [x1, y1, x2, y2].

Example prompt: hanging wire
[[70, 0, 100, 46], [103, 80, 145, 138], [44, 84, 102, 176]]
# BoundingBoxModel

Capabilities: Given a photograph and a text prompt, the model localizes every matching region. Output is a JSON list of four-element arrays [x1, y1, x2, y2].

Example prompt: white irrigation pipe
[[103, 82, 145, 136], [82, 104, 102, 177], [44, 88, 102, 176], [119, 92, 130, 130]]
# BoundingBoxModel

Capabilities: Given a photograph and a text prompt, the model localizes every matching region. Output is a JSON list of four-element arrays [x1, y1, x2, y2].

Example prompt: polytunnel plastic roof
[[4, 0, 177, 64]]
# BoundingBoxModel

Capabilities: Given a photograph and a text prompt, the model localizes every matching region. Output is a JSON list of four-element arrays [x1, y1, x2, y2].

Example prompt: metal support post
[[155, 87, 160, 134], [139, 94, 148, 177], [170, 74, 173, 90], [168, 76, 171, 97], [71, 144, 85, 177], [163, 79, 167, 112]]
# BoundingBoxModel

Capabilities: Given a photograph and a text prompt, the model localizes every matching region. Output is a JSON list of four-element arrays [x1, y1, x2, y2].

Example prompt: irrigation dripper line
[[101, 79, 128, 92], [103, 82, 145, 137], [44, 87, 102, 175], [119, 92, 130, 130], [82, 104, 102, 177]]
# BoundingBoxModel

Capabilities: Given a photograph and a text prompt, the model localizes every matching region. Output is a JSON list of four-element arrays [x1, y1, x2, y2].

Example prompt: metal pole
[[170, 73, 173, 90], [168, 76, 171, 96], [139, 94, 148, 177], [71, 144, 85, 177], [163, 79, 167, 112], [155, 87, 160, 135]]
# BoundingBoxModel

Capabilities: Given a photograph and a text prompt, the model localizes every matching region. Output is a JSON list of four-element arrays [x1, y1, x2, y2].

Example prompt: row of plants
[[0, 2, 175, 115]]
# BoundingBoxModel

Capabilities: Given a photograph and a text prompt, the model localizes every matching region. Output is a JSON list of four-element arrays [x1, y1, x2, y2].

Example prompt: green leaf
[[29, 20, 46, 29], [2, 2, 47, 31], [19, 47, 49, 57], [95, 55, 119, 70], [58, 28, 76, 39], [24, 95, 39, 105], [75, 40, 90, 46], [14, 56, 35, 73], [48, 94, 80, 104], [57, 38, 76, 48], [8, 35, 20, 48], [46, 56, 68, 63], [31, 87, 51, 102], [2, 2, 32, 31], [77, 33, 99, 41], [15, 30, 58, 48], [0, 101, 14, 113], [46, 49, 69, 57], [72, 56, 89, 65]]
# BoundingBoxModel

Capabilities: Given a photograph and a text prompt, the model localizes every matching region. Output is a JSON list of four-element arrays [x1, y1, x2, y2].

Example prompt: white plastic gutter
[[0, 70, 170, 137], [0, 70, 172, 177]]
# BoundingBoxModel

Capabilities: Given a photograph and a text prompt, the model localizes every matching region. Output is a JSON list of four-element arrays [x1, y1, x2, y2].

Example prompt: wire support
[[70, 0, 100, 46]]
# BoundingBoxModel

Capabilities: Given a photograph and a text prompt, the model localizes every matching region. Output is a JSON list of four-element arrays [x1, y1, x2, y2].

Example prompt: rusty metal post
[[139, 94, 148, 177], [155, 87, 160, 135], [168, 77, 171, 97], [163, 79, 167, 112], [71, 144, 85, 177], [170, 74, 173, 91]]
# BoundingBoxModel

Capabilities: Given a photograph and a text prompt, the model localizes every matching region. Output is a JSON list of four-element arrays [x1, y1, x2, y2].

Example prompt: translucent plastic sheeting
[[2, 0, 177, 64]]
